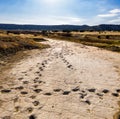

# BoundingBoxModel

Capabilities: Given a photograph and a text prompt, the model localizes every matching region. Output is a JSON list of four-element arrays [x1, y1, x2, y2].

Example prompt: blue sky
[[0, 0, 120, 25]]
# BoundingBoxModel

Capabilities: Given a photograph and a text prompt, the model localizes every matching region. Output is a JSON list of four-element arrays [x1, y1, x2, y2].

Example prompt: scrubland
[[47, 31, 120, 52], [0, 31, 49, 57]]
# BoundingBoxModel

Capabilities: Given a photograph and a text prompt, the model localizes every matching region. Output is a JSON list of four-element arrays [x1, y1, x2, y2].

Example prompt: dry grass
[[47, 31, 120, 52], [0, 33, 49, 56], [71, 31, 120, 35]]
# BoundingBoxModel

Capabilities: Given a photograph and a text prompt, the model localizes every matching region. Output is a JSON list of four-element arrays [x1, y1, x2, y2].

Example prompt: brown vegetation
[[47, 31, 120, 52], [0, 33, 49, 56]]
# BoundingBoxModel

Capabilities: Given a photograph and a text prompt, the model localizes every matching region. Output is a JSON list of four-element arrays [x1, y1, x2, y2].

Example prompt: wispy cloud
[[110, 9, 120, 14], [98, 9, 120, 18], [98, 14, 117, 18]]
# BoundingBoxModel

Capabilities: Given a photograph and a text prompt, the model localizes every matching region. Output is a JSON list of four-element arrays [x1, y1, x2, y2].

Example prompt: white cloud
[[98, 14, 117, 18], [98, 8, 120, 18], [110, 9, 120, 14]]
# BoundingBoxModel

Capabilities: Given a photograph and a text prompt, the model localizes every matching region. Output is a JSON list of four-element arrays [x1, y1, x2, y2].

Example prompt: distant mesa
[[0, 24, 120, 31]]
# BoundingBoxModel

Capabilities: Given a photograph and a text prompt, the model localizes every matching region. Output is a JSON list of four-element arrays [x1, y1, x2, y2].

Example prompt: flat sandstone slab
[[0, 38, 120, 119]]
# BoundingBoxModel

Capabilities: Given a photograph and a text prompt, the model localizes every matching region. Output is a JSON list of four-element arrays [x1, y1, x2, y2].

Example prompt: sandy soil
[[0, 38, 120, 119]]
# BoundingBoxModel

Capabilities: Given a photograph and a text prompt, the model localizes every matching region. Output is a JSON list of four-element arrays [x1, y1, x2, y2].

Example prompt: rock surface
[[0, 38, 120, 119]]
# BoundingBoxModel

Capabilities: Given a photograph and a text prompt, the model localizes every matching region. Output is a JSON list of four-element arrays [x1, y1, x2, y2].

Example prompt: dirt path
[[0, 38, 120, 119]]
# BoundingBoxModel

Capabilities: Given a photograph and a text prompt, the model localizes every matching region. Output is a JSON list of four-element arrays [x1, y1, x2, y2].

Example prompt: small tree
[[106, 35, 110, 39], [97, 35, 101, 39]]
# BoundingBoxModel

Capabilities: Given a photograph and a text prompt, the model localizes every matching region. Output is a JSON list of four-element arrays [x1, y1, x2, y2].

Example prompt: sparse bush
[[62, 30, 71, 33], [106, 35, 110, 39], [97, 36, 101, 39], [53, 30, 58, 32], [48, 32, 120, 52], [0, 35, 49, 56], [33, 38, 47, 42], [79, 30, 85, 32], [41, 30, 48, 36], [61, 32, 72, 37]]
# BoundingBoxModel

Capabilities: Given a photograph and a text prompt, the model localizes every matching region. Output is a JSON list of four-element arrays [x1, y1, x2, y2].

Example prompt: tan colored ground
[[71, 31, 120, 35], [0, 38, 120, 119]]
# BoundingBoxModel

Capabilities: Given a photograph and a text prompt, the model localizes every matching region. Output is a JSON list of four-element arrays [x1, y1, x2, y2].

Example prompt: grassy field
[[0, 32, 49, 57], [0, 30, 120, 57], [47, 31, 120, 52]]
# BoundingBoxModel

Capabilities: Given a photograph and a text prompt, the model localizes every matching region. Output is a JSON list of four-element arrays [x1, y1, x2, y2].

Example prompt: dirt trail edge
[[0, 38, 120, 119]]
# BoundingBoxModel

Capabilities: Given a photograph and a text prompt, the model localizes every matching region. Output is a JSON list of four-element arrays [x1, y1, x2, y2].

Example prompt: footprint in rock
[[116, 89, 120, 93], [25, 74, 28, 76], [72, 87, 79, 92], [38, 80, 43, 84], [15, 106, 21, 112], [42, 63, 46, 66], [21, 91, 28, 95], [80, 93, 87, 99], [29, 68, 33, 71], [88, 88, 96, 93], [34, 79, 39, 83], [23, 81, 29, 84], [35, 71, 40, 74], [18, 77, 24, 81], [81, 90, 86, 93], [15, 86, 24, 90], [96, 93, 103, 97], [1, 89, 11, 93], [29, 115, 36, 119], [42, 63, 46, 67], [39, 67, 43, 71], [63, 91, 71, 95], [22, 71, 27, 74], [34, 89, 42, 93], [84, 100, 91, 105], [27, 107, 33, 113], [39, 74, 42, 77], [112, 93, 119, 97], [33, 101, 40, 106], [30, 95, 36, 99], [35, 77, 39, 80], [44, 60, 47, 63], [102, 89, 109, 94], [67, 65, 72, 68], [33, 85, 38, 88], [66, 62, 69, 65], [41, 63, 45, 65], [2, 116, 11, 119], [53, 89, 61, 92], [44, 92, 52, 96]]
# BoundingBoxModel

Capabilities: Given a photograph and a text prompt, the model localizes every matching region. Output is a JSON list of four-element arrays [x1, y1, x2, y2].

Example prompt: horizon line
[[0, 23, 120, 26]]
